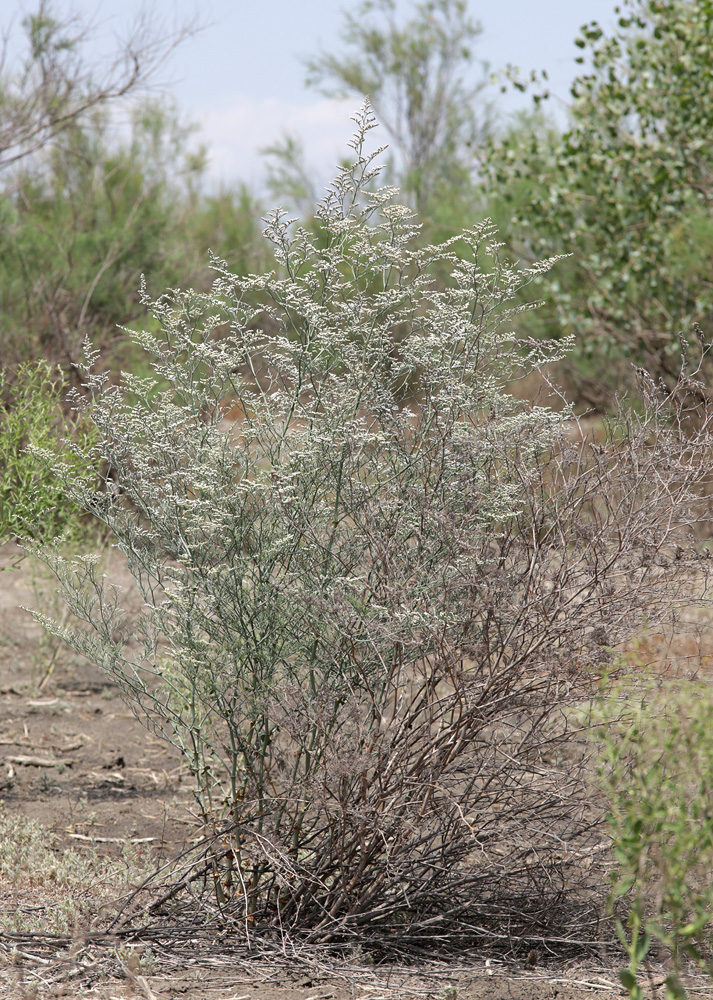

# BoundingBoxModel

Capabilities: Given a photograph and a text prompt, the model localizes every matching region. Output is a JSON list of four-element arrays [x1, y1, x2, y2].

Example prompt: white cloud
[[196, 96, 358, 191]]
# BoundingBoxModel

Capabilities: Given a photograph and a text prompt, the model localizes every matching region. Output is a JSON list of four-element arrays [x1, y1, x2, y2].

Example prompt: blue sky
[[5, 1, 623, 188]]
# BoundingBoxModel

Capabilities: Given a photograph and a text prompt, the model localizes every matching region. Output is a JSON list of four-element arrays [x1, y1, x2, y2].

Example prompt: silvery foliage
[[27, 102, 711, 947], [31, 103, 566, 761]]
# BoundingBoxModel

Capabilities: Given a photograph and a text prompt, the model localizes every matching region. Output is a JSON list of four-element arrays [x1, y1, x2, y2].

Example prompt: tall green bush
[[485, 0, 713, 395], [29, 105, 713, 953], [1, 100, 217, 371]]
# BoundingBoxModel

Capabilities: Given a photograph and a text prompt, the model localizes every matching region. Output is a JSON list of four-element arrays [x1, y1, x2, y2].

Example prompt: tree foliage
[[485, 0, 713, 389], [1, 100, 199, 369], [0, 0, 197, 170], [0, 96, 268, 371], [0, 3, 268, 373], [305, 0, 491, 217]]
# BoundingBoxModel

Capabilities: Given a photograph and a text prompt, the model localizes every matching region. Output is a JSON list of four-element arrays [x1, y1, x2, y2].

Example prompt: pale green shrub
[[28, 104, 713, 954]]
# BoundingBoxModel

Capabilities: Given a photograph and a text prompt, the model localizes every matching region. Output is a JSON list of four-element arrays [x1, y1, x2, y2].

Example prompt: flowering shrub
[[30, 104, 713, 955]]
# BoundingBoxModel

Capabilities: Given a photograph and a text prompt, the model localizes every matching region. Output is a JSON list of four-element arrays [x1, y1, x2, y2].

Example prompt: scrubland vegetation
[[4, 2, 713, 997]]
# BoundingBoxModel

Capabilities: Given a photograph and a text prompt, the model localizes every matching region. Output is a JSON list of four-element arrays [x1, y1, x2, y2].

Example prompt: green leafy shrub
[[1, 100, 199, 370], [0, 360, 98, 551], [597, 681, 713, 999], [0, 0, 211, 373], [0, 92, 267, 375], [29, 105, 713, 955], [485, 0, 713, 399]]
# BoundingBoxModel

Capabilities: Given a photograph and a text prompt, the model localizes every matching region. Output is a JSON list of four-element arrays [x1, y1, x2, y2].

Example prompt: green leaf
[[664, 974, 687, 1000], [612, 873, 637, 899], [619, 969, 643, 997], [619, 969, 637, 989], [633, 930, 651, 963], [613, 917, 630, 949]]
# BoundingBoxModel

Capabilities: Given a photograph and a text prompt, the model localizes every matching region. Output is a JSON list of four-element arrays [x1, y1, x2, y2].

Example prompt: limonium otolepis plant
[[28, 103, 713, 955]]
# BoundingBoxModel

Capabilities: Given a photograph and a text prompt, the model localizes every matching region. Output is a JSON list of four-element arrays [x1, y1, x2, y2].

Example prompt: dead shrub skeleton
[[28, 103, 713, 958]]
